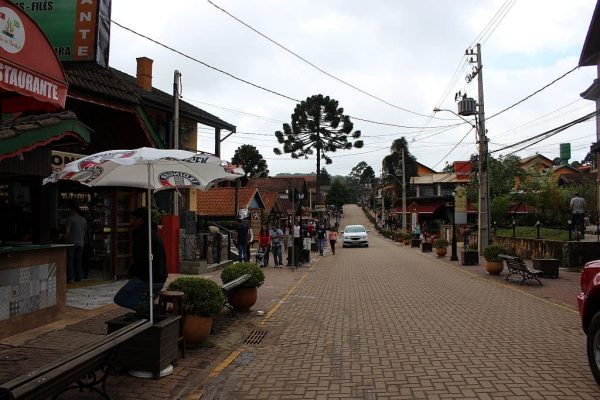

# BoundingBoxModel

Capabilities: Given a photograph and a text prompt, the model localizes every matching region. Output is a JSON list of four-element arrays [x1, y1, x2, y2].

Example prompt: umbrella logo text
[[158, 171, 200, 188]]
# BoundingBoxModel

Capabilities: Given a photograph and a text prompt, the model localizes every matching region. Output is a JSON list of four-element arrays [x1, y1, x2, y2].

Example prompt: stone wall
[[491, 236, 600, 269]]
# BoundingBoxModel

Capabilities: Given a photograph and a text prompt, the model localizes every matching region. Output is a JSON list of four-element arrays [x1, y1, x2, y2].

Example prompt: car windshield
[[345, 226, 366, 233]]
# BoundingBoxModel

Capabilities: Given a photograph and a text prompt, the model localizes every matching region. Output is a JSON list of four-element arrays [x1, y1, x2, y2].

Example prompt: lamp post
[[298, 191, 305, 264], [287, 187, 295, 268]]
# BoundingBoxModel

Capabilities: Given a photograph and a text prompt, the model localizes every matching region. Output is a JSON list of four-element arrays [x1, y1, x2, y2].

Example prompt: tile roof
[[247, 177, 306, 193], [260, 191, 285, 215], [195, 187, 260, 217], [64, 64, 236, 131]]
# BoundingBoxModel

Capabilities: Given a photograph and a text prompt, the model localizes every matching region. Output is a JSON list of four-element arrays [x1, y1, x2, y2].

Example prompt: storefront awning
[[0, 1, 68, 112], [0, 111, 91, 161]]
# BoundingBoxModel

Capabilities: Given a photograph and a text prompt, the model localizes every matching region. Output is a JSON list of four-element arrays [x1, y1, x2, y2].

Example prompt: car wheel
[[587, 311, 600, 385], [365, 244, 369, 247], [342, 244, 347, 248]]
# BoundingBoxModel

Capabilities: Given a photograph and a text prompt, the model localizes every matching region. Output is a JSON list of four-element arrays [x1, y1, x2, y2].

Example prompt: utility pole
[[401, 148, 407, 231], [468, 43, 489, 252], [381, 162, 385, 227], [172, 70, 181, 216]]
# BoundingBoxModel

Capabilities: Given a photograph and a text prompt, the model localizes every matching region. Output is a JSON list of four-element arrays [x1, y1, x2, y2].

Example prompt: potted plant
[[402, 232, 412, 245], [483, 244, 506, 275], [433, 238, 449, 257], [167, 277, 224, 345], [221, 261, 265, 311]]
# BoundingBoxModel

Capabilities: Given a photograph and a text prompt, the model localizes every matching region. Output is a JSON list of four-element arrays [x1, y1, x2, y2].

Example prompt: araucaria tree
[[274, 94, 363, 191], [232, 144, 269, 178]]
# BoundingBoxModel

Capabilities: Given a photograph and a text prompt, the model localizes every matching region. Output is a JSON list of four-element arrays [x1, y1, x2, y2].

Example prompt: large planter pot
[[435, 247, 447, 257], [183, 315, 212, 345], [229, 287, 258, 311], [403, 240, 410, 246], [486, 261, 503, 275], [461, 250, 479, 266], [106, 314, 180, 379]]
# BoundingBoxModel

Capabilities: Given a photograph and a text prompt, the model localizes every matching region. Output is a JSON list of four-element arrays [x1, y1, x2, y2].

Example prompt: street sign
[[315, 204, 326, 212]]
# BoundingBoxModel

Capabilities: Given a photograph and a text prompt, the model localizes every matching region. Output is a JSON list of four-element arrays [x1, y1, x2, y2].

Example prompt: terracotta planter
[[229, 287, 258, 311], [403, 240, 410, 245], [183, 315, 212, 345], [486, 260, 503, 275], [435, 247, 447, 257]]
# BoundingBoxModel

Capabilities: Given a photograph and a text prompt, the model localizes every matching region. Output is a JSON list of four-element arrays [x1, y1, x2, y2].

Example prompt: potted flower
[[221, 261, 265, 311], [402, 232, 412, 245], [433, 238, 449, 257], [167, 277, 224, 345], [483, 244, 507, 275]]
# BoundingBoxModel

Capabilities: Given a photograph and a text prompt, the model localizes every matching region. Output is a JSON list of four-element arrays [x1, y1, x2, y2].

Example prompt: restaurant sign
[[51, 150, 83, 172], [16, 0, 111, 67], [0, 0, 67, 111], [454, 186, 467, 225]]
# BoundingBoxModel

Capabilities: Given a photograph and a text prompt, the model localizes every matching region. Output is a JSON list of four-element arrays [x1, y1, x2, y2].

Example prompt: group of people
[[235, 219, 339, 268]]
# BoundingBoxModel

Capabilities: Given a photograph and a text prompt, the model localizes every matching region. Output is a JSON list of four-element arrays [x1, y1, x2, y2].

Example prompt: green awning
[[0, 115, 92, 161]]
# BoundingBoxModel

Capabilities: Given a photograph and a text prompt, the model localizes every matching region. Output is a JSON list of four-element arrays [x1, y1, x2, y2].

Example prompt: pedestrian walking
[[235, 218, 249, 262], [258, 224, 271, 267], [328, 229, 338, 255], [270, 224, 284, 267], [570, 192, 587, 239], [317, 224, 327, 255]]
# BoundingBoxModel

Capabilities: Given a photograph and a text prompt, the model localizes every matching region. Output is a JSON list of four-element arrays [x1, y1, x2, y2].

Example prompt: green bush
[[433, 238, 449, 248], [221, 261, 265, 288], [166, 277, 224, 317], [402, 232, 413, 241], [483, 244, 506, 262]]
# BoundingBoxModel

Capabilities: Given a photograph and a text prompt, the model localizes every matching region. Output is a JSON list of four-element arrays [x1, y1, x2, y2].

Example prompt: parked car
[[342, 224, 369, 248], [577, 259, 600, 384]]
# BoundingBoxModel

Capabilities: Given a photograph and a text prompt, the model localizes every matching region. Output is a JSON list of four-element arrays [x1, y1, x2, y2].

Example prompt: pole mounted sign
[[454, 186, 467, 225]]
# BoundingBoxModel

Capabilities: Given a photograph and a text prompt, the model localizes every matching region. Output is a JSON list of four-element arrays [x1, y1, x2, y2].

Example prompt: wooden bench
[[0, 319, 150, 400], [498, 254, 543, 286], [222, 274, 251, 310]]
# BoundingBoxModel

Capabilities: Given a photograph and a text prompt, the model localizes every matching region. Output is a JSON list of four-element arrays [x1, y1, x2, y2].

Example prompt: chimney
[[136, 57, 153, 91]]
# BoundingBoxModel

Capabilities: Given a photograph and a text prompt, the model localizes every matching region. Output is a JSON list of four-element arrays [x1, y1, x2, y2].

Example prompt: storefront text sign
[[51, 150, 83, 172], [454, 186, 467, 225]]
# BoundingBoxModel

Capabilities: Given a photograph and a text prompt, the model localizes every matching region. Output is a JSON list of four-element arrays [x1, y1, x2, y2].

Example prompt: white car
[[342, 224, 369, 248]]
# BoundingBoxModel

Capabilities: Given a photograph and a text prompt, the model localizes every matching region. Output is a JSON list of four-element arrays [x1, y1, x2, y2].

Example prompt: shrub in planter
[[402, 233, 412, 244], [167, 277, 224, 317], [433, 238, 449, 249], [483, 244, 506, 275], [483, 245, 506, 263], [221, 262, 265, 311], [167, 277, 224, 344], [221, 262, 265, 288]]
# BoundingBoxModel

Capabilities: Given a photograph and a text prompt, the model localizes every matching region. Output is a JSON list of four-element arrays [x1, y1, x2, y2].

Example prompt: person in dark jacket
[[114, 207, 167, 311]]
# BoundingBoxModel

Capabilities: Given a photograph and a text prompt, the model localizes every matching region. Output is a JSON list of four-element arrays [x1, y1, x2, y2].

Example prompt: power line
[[490, 111, 596, 155], [431, 127, 475, 169], [487, 65, 579, 120], [206, 0, 436, 119]]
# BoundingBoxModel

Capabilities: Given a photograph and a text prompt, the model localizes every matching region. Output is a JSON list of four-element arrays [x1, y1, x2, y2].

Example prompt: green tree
[[381, 138, 417, 204], [318, 168, 331, 186], [488, 154, 523, 197], [274, 94, 363, 192], [326, 178, 353, 207], [232, 144, 269, 178], [349, 161, 376, 185]]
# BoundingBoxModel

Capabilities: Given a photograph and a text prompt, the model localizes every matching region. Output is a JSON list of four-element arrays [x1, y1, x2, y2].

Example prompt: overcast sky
[[109, 0, 598, 177]]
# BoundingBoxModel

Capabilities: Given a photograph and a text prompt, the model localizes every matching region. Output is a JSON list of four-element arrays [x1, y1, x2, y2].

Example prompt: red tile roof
[[247, 177, 306, 193], [195, 187, 260, 217]]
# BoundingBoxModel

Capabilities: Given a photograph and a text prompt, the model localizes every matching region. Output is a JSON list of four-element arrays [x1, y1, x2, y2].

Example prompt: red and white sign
[[0, 0, 67, 112]]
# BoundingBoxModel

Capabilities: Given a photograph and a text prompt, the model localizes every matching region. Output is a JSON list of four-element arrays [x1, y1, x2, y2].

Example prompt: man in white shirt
[[570, 192, 586, 239]]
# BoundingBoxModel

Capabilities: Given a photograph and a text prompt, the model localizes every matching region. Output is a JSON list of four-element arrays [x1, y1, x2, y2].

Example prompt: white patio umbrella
[[44, 147, 244, 322]]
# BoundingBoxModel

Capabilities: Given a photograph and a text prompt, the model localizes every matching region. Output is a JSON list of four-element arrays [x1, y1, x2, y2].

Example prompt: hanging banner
[[454, 186, 467, 224], [17, 0, 111, 67]]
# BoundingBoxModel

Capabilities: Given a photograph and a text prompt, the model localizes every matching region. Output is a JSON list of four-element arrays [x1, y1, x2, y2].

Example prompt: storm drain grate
[[244, 330, 268, 344]]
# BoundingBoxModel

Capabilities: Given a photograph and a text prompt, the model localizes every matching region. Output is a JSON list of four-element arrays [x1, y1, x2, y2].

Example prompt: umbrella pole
[[148, 164, 154, 324]]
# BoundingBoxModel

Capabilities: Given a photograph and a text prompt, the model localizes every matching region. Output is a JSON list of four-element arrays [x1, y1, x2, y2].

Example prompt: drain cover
[[244, 330, 268, 344]]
